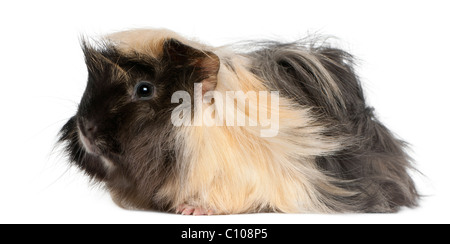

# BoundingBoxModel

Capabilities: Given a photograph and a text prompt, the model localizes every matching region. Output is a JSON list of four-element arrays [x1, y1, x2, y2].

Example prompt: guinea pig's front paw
[[176, 204, 215, 216]]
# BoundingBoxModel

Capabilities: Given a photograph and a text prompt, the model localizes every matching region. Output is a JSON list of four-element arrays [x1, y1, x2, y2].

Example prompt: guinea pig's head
[[58, 32, 219, 209]]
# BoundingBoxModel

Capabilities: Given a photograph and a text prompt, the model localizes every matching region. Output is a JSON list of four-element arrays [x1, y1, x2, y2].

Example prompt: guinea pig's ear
[[163, 38, 220, 93]]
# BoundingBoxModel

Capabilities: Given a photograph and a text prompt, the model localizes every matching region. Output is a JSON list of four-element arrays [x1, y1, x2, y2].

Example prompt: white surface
[[0, 0, 449, 224]]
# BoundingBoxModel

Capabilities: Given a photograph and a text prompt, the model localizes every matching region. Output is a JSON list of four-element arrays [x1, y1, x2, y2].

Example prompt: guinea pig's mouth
[[76, 125, 117, 173]]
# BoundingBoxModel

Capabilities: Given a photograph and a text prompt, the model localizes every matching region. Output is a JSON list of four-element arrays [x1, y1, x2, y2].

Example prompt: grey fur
[[247, 41, 419, 212]]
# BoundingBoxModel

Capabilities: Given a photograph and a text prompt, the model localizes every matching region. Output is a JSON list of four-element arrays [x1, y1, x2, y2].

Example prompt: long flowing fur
[[58, 29, 419, 214], [247, 41, 418, 212]]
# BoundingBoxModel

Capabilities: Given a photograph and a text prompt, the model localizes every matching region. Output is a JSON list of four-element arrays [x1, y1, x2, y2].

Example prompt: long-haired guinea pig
[[58, 28, 419, 215]]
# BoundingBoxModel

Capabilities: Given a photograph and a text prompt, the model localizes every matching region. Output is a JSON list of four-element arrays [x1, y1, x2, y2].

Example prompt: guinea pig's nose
[[85, 120, 98, 135], [79, 118, 98, 139]]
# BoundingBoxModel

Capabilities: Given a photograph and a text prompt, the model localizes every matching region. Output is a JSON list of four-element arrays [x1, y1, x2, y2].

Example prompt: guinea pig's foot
[[176, 204, 214, 216]]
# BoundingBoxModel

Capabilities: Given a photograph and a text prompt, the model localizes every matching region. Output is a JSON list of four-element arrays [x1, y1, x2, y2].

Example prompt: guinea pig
[[58, 28, 419, 215]]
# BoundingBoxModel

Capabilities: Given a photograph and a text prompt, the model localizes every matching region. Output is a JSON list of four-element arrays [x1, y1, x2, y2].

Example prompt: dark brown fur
[[59, 39, 218, 211]]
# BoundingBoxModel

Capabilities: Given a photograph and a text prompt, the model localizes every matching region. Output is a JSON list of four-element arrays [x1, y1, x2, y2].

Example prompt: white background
[[1, 0, 449, 224]]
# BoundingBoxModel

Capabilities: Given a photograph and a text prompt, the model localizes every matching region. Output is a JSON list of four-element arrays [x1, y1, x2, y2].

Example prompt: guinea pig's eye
[[134, 81, 155, 100]]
